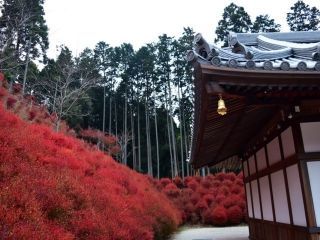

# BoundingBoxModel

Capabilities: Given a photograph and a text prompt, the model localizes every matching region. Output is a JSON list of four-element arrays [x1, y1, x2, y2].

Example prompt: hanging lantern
[[217, 94, 227, 115]]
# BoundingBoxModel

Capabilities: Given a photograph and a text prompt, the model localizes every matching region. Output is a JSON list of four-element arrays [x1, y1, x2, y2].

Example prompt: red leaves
[[211, 205, 228, 225], [227, 205, 243, 224], [79, 128, 120, 155], [163, 183, 180, 198], [6, 96, 17, 109], [159, 172, 246, 226], [0, 102, 181, 239]]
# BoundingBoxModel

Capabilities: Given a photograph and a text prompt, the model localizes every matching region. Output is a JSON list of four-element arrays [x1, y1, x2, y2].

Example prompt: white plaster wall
[[246, 183, 253, 218], [267, 137, 282, 166], [256, 147, 267, 171], [259, 176, 274, 221], [271, 170, 290, 224], [251, 180, 262, 219], [248, 155, 256, 175], [243, 160, 249, 177], [286, 164, 307, 226], [281, 127, 296, 158], [301, 122, 320, 152], [307, 161, 320, 227]]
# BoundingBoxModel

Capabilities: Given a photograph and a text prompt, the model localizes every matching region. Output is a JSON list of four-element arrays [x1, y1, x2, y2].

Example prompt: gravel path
[[171, 226, 249, 240]]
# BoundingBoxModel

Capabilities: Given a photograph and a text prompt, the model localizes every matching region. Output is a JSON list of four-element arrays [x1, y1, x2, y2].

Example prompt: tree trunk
[[152, 78, 160, 179], [182, 107, 189, 176], [137, 101, 141, 171], [130, 106, 136, 170], [22, 39, 31, 95], [166, 106, 174, 178], [154, 100, 160, 179], [101, 85, 106, 150], [186, 161, 190, 177], [123, 92, 128, 165], [145, 99, 152, 177], [115, 101, 118, 139], [178, 84, 185, 178], [167, 77, 178, 177], [109, 94, 112, 134]]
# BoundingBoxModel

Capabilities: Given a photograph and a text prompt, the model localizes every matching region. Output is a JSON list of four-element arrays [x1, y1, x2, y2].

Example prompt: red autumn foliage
[[0, 97, 181, 239], [79, 128, 121, 156], [227, 205, 243, 225], [12, 83, 22, 94], [0, 74, 247, 233], [195, 199, 209, 214], [187, 179, 199, 191], [203, 194, 215, 206], [211, 205, 228, 225], [159, 178, 172, 188], [156, 171, 247, 226], [163, 183, 180, 198], [6, 95, 17, 108], [173, 176, 184, 188]]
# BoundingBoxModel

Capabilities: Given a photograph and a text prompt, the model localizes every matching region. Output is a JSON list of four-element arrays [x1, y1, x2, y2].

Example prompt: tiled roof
[[187, 31, 320, 71]]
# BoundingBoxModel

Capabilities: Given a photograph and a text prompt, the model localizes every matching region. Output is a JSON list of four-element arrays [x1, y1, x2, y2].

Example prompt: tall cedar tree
[[287, 0, 320, 31], [215, 3, 252, 46], [156, 34, 179, 177], [172, 27, 195, 178], [93, 42, 117, 135], [0, 0, 48, 90], [252, 15, 281, 33]]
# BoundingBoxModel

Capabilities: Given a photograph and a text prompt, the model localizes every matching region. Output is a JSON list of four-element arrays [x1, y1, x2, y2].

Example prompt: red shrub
[[0, 102, 181, 239], [193, 176, 202, 183], [187, 179, 199, 191], [184, 202, 196, 215], [197, 187, 210, 197], [224, 172, 237, 182], [215, 172, 226, 182], [173, 176, 184, 188], [0, 87, 7, 98], [183, 176, 193, 186], [159, 178, 172, 188], [203, 194, 215, 206], [215, 193, 226, 204], [210, 205, 228, 226], [235, 178, 244, 186], [227, 205, 243, 224], [12, 83, 22, 94], [195, 199, 208, 214], [222, 179, 234, 188], [28, 110, 37, 121], [158, 172, 246, 226], [190, 193, 200, 205], [202, 208, 213, 225], [212, 180, 221, 188], [231, 185, 242, 194], [201, 178, 213, 189], [163, 183, 180, 198], [218, 185, 230, 196], [0, 72, 4, 82], [6, 96, 17, 108]]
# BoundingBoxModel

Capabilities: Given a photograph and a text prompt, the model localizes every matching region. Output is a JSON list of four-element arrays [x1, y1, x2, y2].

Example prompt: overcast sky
[[44, 0, 320, 58]]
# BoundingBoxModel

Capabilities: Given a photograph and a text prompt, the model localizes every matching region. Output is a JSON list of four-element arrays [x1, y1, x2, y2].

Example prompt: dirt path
[[171, 226, 249, 240]]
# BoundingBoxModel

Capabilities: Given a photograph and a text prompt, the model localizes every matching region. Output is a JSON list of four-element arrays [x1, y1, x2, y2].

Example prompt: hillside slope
[[0, 84, 181, 239]]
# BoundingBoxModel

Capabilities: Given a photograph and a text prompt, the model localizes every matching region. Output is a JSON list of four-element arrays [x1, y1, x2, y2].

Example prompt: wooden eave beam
[[200, 64, 320, 86]]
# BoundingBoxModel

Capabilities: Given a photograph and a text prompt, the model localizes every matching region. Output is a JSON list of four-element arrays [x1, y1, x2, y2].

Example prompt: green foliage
[[215, 3, 252, 46], [252, 15, 281, 33], [287, 0, 320, 31], [0, 0, 48, 56]]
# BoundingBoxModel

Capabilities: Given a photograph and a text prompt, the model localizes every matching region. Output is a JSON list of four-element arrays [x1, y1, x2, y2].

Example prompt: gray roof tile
[[188, 31, 320, 72]]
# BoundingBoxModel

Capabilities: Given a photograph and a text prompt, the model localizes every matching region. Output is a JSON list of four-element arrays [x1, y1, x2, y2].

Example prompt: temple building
[[187, 31, 320, 240]]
